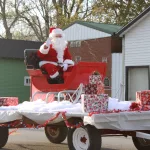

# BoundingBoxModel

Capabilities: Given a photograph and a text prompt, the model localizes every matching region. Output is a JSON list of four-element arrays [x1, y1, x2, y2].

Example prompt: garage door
[[128, 67, 149, 100]]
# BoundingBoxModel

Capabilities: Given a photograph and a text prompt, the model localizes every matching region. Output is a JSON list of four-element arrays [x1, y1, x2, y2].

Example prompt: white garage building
[[117, 6, 150, 101]]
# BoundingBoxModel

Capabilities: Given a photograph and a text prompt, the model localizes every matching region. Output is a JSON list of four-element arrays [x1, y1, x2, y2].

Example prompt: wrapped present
[[142, 105, 150, 110], [97, 82, 105, 94], [81, 94, 108, 113], [0, 97, 19, 106], [136, 90, 150, 105], [84, 83, 104, 94], [89, 75, 102, 84], [89, 74, 105, 94], [84, 84, 98, 94]]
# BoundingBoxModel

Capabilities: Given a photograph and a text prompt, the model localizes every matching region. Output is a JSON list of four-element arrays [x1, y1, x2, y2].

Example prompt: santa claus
[[37, 27, 74, 84]]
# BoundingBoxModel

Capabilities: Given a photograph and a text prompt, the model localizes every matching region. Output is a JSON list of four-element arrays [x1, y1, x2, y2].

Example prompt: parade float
[[0, 49, 150, 150]]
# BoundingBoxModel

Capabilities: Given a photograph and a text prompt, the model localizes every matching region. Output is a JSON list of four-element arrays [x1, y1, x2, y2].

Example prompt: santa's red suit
[[37, 27, 74, 80]]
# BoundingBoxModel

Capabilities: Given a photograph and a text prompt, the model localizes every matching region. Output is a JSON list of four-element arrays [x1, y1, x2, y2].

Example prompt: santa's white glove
[[63, 63, 68, 71], [45, 38, 51, 47]]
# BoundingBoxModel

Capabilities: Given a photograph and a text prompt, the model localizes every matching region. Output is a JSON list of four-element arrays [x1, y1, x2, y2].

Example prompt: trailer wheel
[[45, 126, 68, 144], [67, 125, 101, 150], [0, 127, 8, 148], [132, 137, 150, 150]]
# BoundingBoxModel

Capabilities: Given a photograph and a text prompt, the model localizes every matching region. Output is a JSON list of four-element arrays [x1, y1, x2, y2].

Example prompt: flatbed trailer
[[0, 110, 150, 150]]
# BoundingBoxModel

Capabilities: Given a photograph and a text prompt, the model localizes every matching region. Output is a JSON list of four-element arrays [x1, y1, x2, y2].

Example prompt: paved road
[[2, 128, 137, 150]]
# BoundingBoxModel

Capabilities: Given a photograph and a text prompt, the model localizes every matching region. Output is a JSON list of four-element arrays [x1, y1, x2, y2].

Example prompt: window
[[70, 41, 81, 48], [75, 56, 81, 63], [104, 77, 110, 87], [70, 41, 74, 47], [24, 76, 31, 86], [102, 57, 107, 63], [76, 41, 81, 47]]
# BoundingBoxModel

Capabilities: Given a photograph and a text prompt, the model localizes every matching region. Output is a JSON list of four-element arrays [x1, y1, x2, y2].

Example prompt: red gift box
[[142, 105, 150, 110], [89, 75, 102, 84], [84, 84, 98, 94], [136, 90, 150, 105], [84, 84, 104, 94], [0, 97, 19, 106], [97, 81, 104, 94], [81, 94, 108, 113], [89, 75, 104, 94]]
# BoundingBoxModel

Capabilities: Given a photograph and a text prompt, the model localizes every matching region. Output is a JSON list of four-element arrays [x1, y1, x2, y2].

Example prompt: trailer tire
[[0, 127, 8, 148], [67, 125, 101, 150], [132, 137, 150, 150], [45, 126, 68, 144]]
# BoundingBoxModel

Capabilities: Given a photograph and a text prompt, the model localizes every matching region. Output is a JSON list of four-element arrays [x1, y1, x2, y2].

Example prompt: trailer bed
[[1, 109, 150, 150], [1, 110, 150, 131]]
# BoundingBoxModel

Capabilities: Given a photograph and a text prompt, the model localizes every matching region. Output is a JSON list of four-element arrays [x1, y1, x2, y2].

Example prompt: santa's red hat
[[49, 27, 64, 38], [49, 27, 56, 33]]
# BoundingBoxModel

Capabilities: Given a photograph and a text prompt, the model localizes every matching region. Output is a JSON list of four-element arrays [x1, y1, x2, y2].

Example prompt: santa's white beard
[[51, 37, 67, 51], [51, 37, 68, 63]]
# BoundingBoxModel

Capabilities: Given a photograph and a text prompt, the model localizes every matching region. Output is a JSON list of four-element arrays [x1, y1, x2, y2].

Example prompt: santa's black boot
[[55, 75, 64, 84], [47, 78, 57, 84], [47, 75, 64, 84]]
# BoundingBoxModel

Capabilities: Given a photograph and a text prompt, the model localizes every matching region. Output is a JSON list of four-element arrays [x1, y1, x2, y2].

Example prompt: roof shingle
[[0, 39, 42, 59], [63, 20, 122, 34]]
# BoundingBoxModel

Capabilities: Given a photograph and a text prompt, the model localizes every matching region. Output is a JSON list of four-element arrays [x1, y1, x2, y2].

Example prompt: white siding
[[111, 53, 123, 100], [64, 23, 110, 41], [125, 14, 150, 66], [122, 38, 126, 101]]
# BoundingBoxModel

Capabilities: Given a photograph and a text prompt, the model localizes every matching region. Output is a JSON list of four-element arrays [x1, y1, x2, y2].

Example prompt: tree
[[91, 0, 150, 25], [14, 0, 53, 41], [16, 0, 93, 41], [1, 0, 150, 40], [13, 0, 93, 41], [0, 0, 21, 39], [52, 0, 93, 28]]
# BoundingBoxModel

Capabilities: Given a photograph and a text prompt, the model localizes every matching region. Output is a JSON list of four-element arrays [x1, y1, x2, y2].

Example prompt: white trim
[[136, 132, 150, 140], [50, 71, 59, 78], [39, 44, 49, 54], [39, 61, 58, 67], [64, 59, 74, 65], [24, 76, 31, 86], [118, 11, 150, 37]]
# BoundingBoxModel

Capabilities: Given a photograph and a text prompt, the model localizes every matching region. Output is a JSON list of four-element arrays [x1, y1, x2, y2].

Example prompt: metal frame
[[57, 83, 84, 103], [31, 84, 84, 104]]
